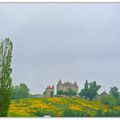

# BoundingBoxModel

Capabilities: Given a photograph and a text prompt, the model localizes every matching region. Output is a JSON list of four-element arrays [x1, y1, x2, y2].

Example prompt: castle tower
[[57, 79, 64, 94], [52, 85, 54, 89], [74, 81, 78, 95], [44, 85, 54, 98]]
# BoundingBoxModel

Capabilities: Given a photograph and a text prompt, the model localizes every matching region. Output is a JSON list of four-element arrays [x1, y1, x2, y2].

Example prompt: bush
[[117, 97, 120, 105], [64, 89, 77, 97], [11, 83, 30, 99], [101, 95, 117, 107], [57, 90, 64, 95]]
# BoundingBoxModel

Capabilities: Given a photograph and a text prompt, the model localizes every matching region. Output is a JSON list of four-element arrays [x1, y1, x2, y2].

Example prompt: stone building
[[95, 91, 108, 101], [44, 85, 54, 98], [57, 79, 78, 95], [100, 91, 108, 97]]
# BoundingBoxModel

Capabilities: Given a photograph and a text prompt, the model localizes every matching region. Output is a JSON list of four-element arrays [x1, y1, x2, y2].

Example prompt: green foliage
[[109, 86, 120, 99], [63, 108, 87, 117], [0, 38, 13, 116], [7, 97, 120, 117], [8, 112, 28, 117], [79, 80, 101, 100], [101, 87, 120, 107], [101, 95, 117, 108], [11, 83, 30, 99], [85, 80, 88, 90], [57, 89, 77, 97], [79, 80, 89, 99], [32, 109, 55, 117], [57, 90, 64, 95], [94, 94, 101, 101], [116, 97, 120, 105], [95, 109, 103, 117], [95, 109, 120, 117], [64, 88, 77, 97]]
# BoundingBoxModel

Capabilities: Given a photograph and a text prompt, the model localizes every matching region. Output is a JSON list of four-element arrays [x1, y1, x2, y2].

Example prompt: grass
[[7, 97, 120, 117]]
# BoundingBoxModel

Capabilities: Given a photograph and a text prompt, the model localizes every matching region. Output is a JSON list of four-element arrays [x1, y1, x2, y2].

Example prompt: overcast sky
[[0, 3, 120, 94]]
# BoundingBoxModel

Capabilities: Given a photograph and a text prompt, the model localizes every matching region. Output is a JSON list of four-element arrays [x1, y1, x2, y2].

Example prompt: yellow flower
[[69, 105, 83, 111]]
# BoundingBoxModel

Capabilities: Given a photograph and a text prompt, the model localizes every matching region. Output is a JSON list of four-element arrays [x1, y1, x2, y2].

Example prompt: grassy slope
[[8, 97, 120, 117]]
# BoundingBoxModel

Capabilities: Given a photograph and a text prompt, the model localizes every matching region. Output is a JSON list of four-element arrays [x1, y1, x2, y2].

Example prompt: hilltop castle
[[44, 79, 78, 97], [57, 79, 78, 95], [32, 80, 108, 99]]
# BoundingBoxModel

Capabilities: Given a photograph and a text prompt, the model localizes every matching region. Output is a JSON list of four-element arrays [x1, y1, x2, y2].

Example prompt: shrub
[[57, 90, 64, 95], [101, 95, 117, 107]]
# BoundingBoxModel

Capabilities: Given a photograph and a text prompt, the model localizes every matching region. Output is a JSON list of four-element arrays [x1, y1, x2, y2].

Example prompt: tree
[[85, 80, 88, 90], [88, 81, 101, 100], [57, 90, 64, 95], [79, 80, 101, 100], [64, 88, 76, 97], [11, 85, 20, 99], [11, 83, 30, 99], [79, 80, 89, 99], [109, 86, 119, 99], [101, 95, 117, 108], [109, 86, 120, 105], [0, 38, 13, 116]]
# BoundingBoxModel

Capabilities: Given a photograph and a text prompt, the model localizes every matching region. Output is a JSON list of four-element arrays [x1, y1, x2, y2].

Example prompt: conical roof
[[52, 85, 54, 88], [100, 91, 108, 96], [74, 81, 78, 87], [58, 79, 62, 84]]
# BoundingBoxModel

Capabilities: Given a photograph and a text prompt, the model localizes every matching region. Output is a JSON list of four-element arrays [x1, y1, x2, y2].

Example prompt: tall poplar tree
[[0, 38, 13, 116]]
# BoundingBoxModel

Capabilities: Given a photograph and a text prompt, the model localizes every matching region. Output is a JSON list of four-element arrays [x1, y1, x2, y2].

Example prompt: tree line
[[11, 83, 30, 99], [79, 80, 120, 108], [56, 79, 120, 108]]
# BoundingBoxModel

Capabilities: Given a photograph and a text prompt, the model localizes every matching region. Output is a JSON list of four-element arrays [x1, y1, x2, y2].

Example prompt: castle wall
[[74, 87, 78, 94], [57, 84, 64, 91], [44, 88, 54, 98], [57, 82, 78, 95], [45, 80, 79, 96]]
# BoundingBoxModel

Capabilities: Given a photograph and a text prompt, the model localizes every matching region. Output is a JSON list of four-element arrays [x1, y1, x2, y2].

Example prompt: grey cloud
[[0, 3, 120, 94]]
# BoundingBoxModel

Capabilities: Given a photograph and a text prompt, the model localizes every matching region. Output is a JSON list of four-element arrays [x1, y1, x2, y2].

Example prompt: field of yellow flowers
[[7, 97, 120, 117]]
